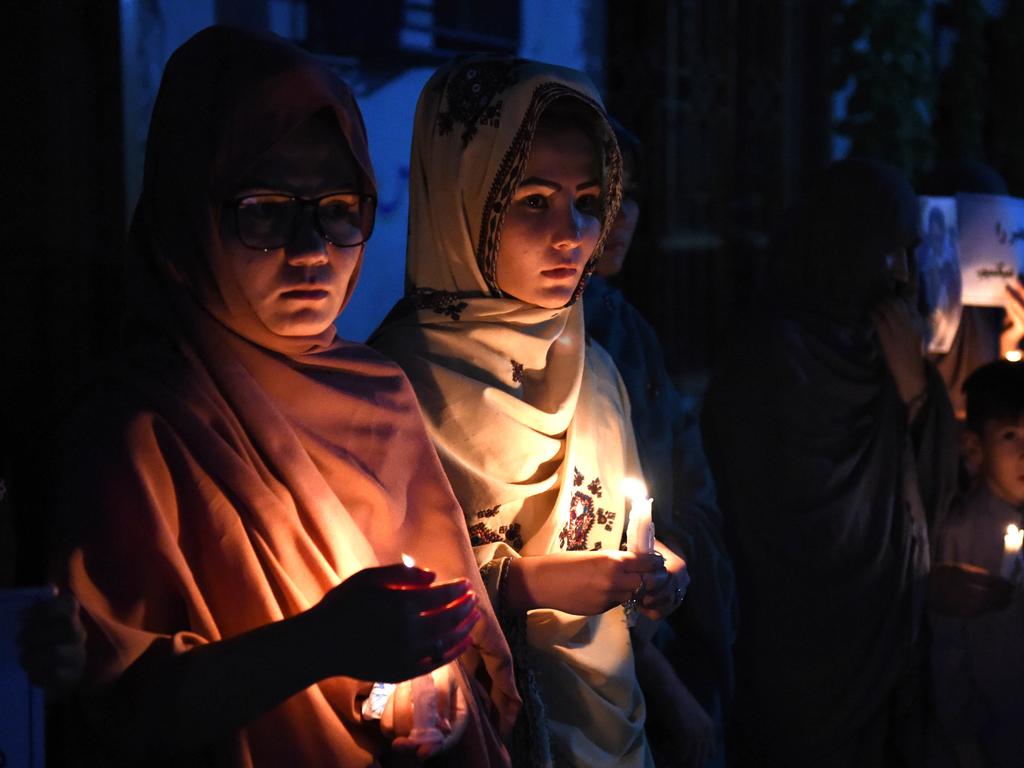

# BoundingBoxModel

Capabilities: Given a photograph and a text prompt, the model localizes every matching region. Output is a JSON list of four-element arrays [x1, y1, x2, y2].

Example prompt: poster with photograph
[[916, 197, 962, 354], [956, 193, 1024, 307]]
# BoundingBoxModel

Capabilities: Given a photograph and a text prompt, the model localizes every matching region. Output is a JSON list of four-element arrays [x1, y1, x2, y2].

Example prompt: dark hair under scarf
[[770, 158, 918, 322]]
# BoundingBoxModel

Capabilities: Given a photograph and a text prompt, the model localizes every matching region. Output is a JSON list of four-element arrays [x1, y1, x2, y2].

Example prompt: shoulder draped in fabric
[[371, 55, 654, 768], [58, 26, 518, 766]]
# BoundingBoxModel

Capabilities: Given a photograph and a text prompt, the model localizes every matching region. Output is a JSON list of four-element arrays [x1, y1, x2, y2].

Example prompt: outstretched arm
[[86, 564, 479, 763]]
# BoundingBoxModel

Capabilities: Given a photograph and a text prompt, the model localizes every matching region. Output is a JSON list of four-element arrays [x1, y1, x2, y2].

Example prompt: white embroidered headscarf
[[371, 55, 652, 767]]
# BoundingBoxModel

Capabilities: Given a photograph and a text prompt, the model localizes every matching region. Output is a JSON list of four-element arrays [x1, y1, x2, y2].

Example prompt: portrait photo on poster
[[956, 193, 1024, 308], [916, 196, 962, 354]]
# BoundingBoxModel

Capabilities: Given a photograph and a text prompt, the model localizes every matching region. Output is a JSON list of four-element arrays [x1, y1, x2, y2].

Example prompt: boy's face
[[974, 415, 1024, 506]]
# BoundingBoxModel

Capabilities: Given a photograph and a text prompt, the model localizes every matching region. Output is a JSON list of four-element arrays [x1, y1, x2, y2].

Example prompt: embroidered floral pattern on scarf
[[371, 54, 652, 768], [435, 56, 524, 147]]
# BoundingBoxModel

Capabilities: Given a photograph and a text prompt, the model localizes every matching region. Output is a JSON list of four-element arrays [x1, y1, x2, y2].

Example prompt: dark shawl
[[702, 159, 958, 766], [582, 276, 737, 734]]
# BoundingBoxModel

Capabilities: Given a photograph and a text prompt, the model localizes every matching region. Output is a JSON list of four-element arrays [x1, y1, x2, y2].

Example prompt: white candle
[[1000, 524, 1023, 582], [622, 478, 655, 554]]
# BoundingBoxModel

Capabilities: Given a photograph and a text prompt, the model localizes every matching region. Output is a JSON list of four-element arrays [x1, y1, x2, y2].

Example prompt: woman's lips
[[541, 267, 578, 280], [280, 288, 329, 300]]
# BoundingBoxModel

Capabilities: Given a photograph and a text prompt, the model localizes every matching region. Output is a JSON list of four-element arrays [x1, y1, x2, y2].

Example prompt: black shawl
[[702, 159, 958, 765]]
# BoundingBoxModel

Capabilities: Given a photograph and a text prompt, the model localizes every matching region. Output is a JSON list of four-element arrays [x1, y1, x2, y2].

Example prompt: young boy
[[929, 360, 1024, 768]]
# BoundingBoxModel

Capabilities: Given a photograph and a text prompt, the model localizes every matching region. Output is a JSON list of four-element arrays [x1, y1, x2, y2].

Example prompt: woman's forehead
[[233, 117, 359, 193], [524, 124, 600, 180]]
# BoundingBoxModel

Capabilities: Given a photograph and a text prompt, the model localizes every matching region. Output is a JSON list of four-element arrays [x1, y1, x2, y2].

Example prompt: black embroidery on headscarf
[[511, 359, 524, 383], [410, 288, 469, 321], [587, 477, 602, 497], [468, 520, 524, 551], [436, 57, 524, 148], [573, 467, 584, 487], [476, 84, 622, 299]]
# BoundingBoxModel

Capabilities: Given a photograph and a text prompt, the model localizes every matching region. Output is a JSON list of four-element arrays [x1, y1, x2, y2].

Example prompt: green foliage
[[832, 0, 934, 179], [932, 0, 988, 163]]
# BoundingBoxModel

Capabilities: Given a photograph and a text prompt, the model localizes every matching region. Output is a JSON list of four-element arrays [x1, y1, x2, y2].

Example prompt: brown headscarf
[[60, 26, 517, 766]]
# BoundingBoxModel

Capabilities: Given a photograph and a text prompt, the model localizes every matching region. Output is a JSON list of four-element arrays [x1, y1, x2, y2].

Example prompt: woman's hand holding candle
[[308, 562, 481, 683], [622, 479, 687, 621], [640, 541, 690, 620], [506, 550, 666, 615]]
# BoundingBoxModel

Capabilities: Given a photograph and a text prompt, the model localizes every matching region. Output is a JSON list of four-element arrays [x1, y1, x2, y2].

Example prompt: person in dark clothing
[[583, 120, 735, 768], [702, 158, 959, 767]]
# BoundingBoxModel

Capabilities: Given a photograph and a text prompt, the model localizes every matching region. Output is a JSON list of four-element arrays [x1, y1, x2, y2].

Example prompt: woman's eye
[[249, 203, 281, 220], [320, 199, 355, 222], [238, 196, 289, 222], [576, 194, 600, 216], [521, 194, 548, 210]]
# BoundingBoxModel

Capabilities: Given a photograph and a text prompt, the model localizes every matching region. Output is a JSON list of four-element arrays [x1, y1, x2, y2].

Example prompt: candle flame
[[1006, 350, 1022, 363], [1007, 525, 1023, 549], [402, 553, 415, 568], [621, 477, 649, 502]]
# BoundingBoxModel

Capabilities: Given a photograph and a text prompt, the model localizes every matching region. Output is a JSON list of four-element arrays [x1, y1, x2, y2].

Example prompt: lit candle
[[402, 553, 416, 568], [1001, 524, 1023, 582], [622, 478, 655, 554]]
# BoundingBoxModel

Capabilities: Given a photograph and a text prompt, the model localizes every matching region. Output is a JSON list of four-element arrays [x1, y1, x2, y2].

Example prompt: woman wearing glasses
[[52, 27, 517, 766]]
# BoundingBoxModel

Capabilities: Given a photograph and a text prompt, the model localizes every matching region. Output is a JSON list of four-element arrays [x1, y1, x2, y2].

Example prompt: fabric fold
[[372, 54, 652, 767]]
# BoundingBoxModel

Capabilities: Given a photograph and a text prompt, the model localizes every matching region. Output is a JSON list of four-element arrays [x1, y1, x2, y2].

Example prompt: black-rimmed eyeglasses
[[230, 192, 376, 251]]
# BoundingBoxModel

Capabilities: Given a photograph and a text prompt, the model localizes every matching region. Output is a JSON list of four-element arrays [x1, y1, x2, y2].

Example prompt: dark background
[[5, 0, 1022, 584]]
